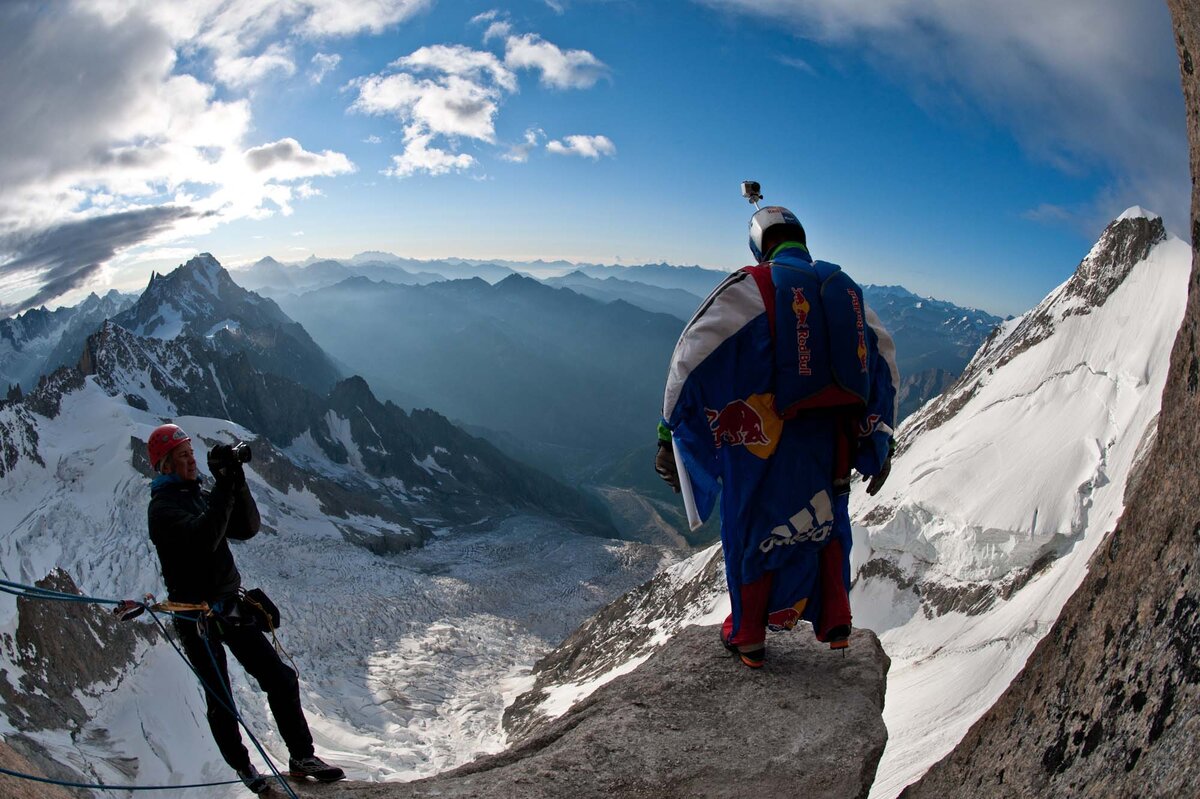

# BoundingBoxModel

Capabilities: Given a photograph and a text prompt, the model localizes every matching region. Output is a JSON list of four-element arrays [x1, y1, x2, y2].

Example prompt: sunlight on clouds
[[546, 135, 616, 160]]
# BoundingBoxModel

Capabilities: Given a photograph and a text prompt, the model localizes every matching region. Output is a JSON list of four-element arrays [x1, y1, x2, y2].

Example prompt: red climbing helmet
[[147, 424, 190, 471]]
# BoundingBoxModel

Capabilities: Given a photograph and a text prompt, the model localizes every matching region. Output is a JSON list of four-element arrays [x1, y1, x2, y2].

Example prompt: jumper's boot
[[825, 624, 851, 651], [721, 633, 765, 669], [289, 755, 346, 783], [236, 764, 271, 795]]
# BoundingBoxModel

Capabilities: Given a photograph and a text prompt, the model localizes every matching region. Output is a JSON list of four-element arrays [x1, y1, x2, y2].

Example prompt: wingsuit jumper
[[146, 423, 346, 794], [656, 200, 899, 668]]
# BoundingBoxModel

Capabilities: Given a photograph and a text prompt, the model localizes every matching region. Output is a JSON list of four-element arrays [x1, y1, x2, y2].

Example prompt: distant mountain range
[[277, 274, 684, 481]]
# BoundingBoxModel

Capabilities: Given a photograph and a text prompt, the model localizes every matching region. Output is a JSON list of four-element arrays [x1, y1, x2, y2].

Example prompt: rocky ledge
[[293, 624, 889, 799]]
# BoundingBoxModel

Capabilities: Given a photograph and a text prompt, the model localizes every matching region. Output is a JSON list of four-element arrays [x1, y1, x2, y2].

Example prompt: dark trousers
[[174, 616, 314, 771]]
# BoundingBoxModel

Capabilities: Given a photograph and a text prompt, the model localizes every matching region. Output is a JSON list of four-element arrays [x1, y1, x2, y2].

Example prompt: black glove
[[863, 439, 896, 496], [207, 444, 240, 484], [655, 440, 680, 493]]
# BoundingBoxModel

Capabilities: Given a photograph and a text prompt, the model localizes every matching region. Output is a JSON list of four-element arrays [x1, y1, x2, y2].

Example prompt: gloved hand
[[864, 455, 891, 496], [863, 438, 896, 496], [207, 444, 240, 484], [655, 440, 680, 493]]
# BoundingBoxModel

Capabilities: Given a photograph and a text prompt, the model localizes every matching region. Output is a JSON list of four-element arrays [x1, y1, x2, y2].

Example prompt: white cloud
[[546, 134, 616, 159], [698, 0, 1188, 234], [502, 128, 546, 163], [503, 33, 608, 89], [213, 42, 296, 88], [364, 134, 383, 144], [776, 55, 815, 74], [299, 0, 432, 37], [383, 128, 476, 178], [470, 10, 502, 25], [352, 71, 502, 141], [394, 44, 517, 92], [310, 51, 342, 84], [483, 21, 513, 43]]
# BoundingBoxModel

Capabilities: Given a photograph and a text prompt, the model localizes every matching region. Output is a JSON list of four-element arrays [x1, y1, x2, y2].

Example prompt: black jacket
[[148, 474, 260, 604]]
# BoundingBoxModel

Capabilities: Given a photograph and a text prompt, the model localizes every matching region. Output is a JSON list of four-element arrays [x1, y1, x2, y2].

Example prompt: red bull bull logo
[[791, 288, 811, 325], [792, 288, 813, 377], [705, 399, 770, 448]]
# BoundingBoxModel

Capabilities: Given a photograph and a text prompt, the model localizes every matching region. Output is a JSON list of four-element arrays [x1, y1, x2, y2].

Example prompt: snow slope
[[851, 212, 1190, 797]]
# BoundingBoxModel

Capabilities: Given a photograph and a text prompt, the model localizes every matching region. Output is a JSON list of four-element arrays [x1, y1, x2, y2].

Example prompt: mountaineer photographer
[[146, 423, 345, 793]]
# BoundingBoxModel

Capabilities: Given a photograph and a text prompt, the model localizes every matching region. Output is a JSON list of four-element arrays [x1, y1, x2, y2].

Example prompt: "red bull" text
[[792, 288, 813, 376]]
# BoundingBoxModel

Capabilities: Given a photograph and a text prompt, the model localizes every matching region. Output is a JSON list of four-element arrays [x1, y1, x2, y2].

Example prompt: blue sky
[[0, 0, 1186, 317]]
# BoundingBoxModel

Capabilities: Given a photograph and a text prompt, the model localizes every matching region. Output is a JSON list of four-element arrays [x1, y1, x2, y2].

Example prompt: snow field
[[855, 226, 1191, 797]]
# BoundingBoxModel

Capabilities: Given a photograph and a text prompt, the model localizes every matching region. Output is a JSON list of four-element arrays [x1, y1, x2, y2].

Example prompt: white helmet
[[748, 205, 806, 262]]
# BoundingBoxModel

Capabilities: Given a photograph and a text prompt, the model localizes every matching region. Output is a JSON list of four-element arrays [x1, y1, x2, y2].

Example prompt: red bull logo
[[705, 399, 770, 448], [791, 288, 810, 325]]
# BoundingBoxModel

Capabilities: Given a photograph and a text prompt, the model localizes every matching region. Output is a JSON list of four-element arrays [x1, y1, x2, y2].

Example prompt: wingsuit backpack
[[742, 258, 872, 419]]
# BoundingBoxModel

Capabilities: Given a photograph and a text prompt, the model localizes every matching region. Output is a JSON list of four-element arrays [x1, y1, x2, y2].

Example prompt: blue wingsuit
[[661, 244, 899, 647]]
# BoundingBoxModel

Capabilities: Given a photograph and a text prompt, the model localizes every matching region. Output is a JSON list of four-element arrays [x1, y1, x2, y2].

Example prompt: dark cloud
[[246, 139, 317, 172], [0, 206, 196, 316], [0, 2, 176, 191]]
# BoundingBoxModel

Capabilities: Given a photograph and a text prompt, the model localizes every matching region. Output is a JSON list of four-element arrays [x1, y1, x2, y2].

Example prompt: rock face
[[290, 625, 890, 799], [902, 7, 1200, 796], [0, 739, 75, 799]]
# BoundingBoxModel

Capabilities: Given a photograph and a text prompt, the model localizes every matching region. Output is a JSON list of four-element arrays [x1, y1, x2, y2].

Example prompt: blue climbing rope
[[0, 765, 246, 791], [195, 616, 302, 799], [0, 578, 306, 798]]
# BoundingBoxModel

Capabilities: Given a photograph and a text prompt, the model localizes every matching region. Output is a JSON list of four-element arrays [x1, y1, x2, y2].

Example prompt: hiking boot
[[826, 624, 852, 650], [288, 755, 346, 783], [721, 634, 765, 669], [236, 765, 270, 795]]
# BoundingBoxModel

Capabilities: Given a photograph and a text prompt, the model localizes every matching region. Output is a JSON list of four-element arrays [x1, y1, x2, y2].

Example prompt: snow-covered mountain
[[0, 289, 132, 392], [851, 208, 1190, 797], [0, 275, 663, 796], [112, 253, 340, 394], [475, 209, 1190, 798]]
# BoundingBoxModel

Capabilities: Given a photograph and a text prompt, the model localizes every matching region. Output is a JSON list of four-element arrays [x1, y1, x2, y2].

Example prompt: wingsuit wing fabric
[[662, 249, 898, 640]]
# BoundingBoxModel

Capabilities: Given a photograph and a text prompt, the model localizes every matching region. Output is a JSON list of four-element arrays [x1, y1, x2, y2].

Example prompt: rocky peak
[[289, 625, 889, 799], [899, 210, 1174, 443], [1061, 212, 1167, 316], [113, 253, 340, 394]]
